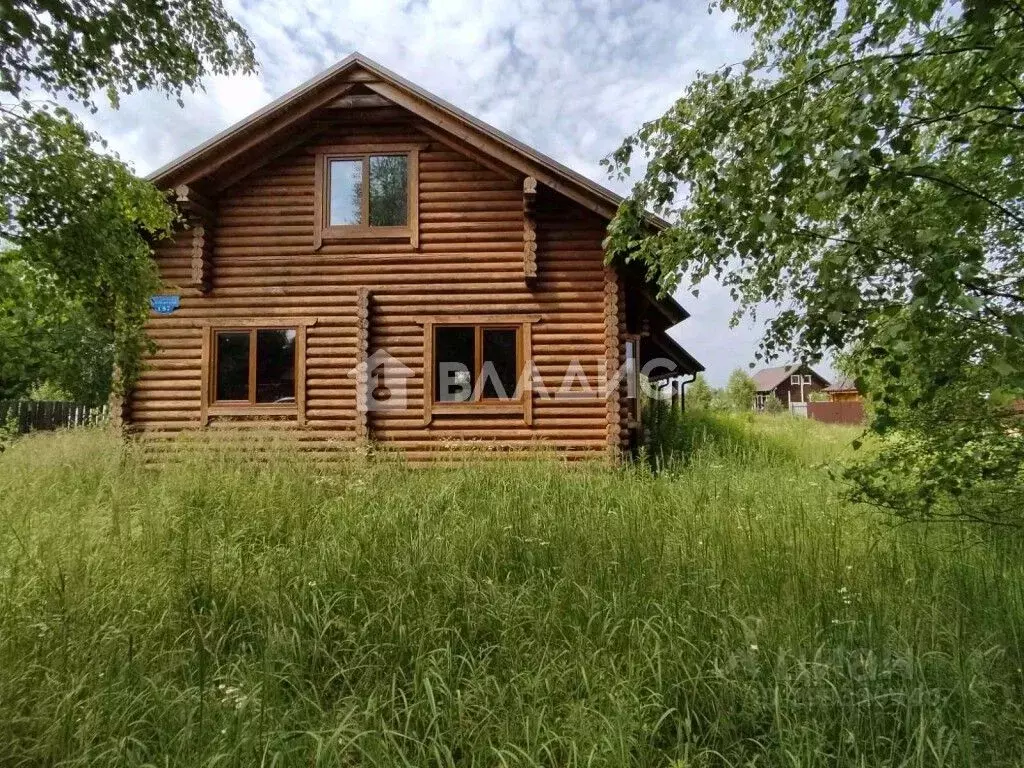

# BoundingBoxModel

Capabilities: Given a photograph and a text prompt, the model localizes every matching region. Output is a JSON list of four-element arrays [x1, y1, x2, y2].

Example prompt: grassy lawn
[[0, 416, 1022, 766]]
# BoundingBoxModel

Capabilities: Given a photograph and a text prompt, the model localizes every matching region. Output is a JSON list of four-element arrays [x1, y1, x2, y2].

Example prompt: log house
[[128, 53, 704, 460]]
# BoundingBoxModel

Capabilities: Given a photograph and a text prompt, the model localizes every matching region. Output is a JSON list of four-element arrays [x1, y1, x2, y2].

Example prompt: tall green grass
[[0, 419, 1022, 767]]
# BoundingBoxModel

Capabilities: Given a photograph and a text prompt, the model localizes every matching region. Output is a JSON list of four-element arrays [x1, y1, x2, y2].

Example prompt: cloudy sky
[[77, 0, 829, 385]]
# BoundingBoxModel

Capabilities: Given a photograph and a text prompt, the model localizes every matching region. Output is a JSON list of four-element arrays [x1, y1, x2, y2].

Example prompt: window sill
[[207, 404, 298, 417], [427, 401, 527, 424], [319, 226, 413, 243]]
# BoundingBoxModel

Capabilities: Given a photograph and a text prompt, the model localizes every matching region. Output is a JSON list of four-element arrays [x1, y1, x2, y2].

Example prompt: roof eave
[[647, 329, 705, 379], [147, 52, 365, 186]]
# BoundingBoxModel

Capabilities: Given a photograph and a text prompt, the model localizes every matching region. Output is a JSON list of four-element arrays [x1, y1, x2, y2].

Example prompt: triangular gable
[[148, 52, 638, 222]]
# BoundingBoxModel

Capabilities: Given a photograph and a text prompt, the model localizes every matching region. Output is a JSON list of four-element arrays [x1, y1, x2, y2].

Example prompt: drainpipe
[[679, 372, 697, 412]]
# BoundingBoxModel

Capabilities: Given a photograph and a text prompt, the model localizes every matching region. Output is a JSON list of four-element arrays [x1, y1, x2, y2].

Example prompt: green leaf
[[992, 358, 1016, 376], [2, 0, 256, 396], [604, 0, 1024, 522]]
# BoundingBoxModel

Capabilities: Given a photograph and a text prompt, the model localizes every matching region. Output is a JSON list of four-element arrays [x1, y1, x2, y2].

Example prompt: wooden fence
[[807, 400, 865, 425], [0, 401, 108, 434]]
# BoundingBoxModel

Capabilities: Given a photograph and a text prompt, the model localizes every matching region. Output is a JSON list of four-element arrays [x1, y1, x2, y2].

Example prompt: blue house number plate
[[150, 295, 181, 314]]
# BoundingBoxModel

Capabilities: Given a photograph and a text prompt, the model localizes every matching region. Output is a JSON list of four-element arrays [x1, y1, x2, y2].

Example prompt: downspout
[[678, 372, 697, 412]]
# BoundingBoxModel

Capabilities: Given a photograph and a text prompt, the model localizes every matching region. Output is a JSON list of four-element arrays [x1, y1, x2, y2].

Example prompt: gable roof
[[751, 364, 831, 392], [825, 376, 858, 393], [148, 52, 659, 226], [147, 52, 693, 325]]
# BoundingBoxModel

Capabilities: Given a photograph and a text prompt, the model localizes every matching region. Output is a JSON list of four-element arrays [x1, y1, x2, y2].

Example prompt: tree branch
[[962, 280, 1024, 304], [788, 227, 903, 259], [898, 169, 1024, 228]]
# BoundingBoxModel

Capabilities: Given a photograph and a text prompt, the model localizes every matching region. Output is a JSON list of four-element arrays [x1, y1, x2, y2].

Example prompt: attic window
[[315, 147, 420, 248]]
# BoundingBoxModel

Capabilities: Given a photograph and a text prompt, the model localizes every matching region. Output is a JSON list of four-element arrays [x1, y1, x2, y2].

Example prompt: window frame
[[313, 145, 421, 249], [420, 315, 538, 425], [790, 374, 801, 384], [200, 318, 315, 426]]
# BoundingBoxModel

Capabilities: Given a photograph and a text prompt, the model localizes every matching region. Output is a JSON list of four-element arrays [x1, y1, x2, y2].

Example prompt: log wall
[[130, 115, 622, 460]]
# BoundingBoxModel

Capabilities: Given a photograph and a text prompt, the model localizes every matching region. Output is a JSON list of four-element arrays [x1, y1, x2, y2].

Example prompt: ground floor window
[[214, 328, 297, 404], [201, 319, 314, 425], [421, 315, 536, 424], [433, 324, 521, 402]]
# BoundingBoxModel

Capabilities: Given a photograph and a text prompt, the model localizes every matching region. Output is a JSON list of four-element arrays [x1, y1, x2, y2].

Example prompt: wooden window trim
[[314, 146, 420, 250], [420, 315, 537, 426], [200, 319, 314, 426]]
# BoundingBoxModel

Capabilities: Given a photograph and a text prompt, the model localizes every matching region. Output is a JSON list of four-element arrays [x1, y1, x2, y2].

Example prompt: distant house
[[825, 376, 861, 402], [752, 364, 830, 411]]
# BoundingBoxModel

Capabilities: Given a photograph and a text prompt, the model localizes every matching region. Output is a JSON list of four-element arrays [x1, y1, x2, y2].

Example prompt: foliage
[[724, 367, 756, 411], [368, 155, 409, 226], [3, 426, 1021, 766], [845, 360, 1024, 524], [28, 381, 72, 402], [762, 393, 786, 413], [0, 253, 115, 404], [605, 0, 1024, 523], [1, 0, 256, 395], [639, 391, 684, 462], [809, 390, 830, 402], [1, 0, 255, 107], [0, 411, 17, 451], [0, 107, 174, 391], [686, 372, 714, 410]]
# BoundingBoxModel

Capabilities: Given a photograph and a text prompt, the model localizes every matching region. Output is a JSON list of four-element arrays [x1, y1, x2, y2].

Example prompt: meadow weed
[[0, 417, 1021, 766]]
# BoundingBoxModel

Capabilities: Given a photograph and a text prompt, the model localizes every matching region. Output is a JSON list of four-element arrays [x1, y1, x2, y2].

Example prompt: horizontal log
[[211, 271, 531, 287], [213, 254, 529, 270], [419, 170, 498, 183], [419, 210, 521, 223], [420, 199, 518, 213], [419, 221, 522, 233], [193, 285, 600, 302]]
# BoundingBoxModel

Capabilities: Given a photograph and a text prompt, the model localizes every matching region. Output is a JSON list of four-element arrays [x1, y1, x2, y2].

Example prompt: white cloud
[[71, 0, 800, 384], [207, 74, 274, 125]]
